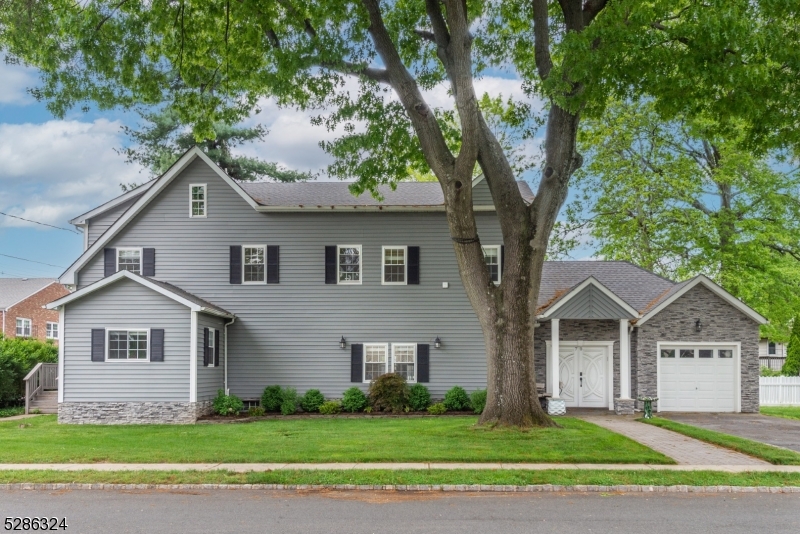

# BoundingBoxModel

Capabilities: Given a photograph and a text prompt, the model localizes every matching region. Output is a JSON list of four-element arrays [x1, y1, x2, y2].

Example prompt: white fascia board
[[68, 182, 155, 225], [538, 276, 640, 319], [471, 174, 485, 187], [60, 147, 259, 285], [637, 274, 768, 326], [253, 205, 497, 212], [47, 270, 201, 312]]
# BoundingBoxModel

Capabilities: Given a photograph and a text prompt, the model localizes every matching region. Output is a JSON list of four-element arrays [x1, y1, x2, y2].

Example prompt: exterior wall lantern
[[340, 336, 347, 349], [434, 336, 442, 349], [695, 319, 702, 333]]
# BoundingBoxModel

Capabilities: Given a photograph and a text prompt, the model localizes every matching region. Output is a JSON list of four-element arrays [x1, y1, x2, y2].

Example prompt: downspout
[[224, 317, 236, 395]]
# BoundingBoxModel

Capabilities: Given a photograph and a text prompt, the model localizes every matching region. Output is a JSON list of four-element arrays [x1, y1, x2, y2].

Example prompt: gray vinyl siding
[[472, 179, 494, 206], [86, 198, 137, 248], [62, 277, 191, 402], [547, 285, 636, 320], [76, 158, 504, 399], [197, 313, 225, 401]]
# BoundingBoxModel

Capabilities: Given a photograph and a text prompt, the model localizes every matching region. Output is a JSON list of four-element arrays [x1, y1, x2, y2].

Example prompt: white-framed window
[[338, 245, 362, 284], [46, 322, 58, 340], [107, 329, 149, 361], [768, 342, 776, 355], [117, 247, 142, 275], [16, 318, 32, 337], [482, 245, 501, 284], [391, 343, 416, 382], [207, 328, 216, 367], [363, 343, 388, 382], [190, 184, 207, 217], [382, 246, 407, 285], [243, 245, 266, 284]]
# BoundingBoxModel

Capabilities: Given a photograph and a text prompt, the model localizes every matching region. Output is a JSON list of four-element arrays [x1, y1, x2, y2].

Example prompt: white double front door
[[558, 344, 609, 408]]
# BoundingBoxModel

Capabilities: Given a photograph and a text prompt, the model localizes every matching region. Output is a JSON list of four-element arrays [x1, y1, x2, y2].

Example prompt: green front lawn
[[642, 417, 800, 465], [761, 406, 800, 421], [1, 469, 798, 488], [0, 415, 672, 464]]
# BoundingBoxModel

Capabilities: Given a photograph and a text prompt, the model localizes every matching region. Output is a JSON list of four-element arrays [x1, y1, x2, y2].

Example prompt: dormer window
[[190, 184, 207, 217]]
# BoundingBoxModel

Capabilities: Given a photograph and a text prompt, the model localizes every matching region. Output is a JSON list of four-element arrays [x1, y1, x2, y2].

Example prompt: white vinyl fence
[[760, 377, 800, 406]]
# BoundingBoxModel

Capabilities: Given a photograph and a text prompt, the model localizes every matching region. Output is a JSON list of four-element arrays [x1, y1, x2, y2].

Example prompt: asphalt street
[[1, 489, 799, 534]]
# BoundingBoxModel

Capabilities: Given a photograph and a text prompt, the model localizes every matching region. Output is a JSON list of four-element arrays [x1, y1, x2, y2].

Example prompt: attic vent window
[[190, 184, 207, 217]]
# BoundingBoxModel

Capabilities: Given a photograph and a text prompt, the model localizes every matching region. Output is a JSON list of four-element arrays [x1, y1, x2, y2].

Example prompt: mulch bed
[[198, 411, 477, 424]]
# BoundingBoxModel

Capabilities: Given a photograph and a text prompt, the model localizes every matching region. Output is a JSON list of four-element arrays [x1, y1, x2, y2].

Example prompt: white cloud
[[0, 62, 37, 105], [0, 119, 144, 229]]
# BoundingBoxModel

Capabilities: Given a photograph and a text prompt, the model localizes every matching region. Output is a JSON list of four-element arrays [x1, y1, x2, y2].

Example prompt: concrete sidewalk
[[1, 462, 799, 472]]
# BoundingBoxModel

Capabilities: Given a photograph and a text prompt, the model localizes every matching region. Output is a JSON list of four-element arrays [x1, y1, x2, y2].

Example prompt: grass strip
[[761, 406, 800, 421], [642, 417, 800, 465], [0, 416, 672, 465], [0, 469, 798, 487]]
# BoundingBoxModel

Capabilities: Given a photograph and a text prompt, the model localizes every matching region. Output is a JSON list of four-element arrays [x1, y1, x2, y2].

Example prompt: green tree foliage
[[554, 100, 800, 340], [0, 335, 58, 404], [120, 108, 311, 188], [782, 318, 800, 377]]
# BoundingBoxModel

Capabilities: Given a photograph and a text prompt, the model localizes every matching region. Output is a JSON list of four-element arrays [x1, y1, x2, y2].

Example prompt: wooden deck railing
[[24, 362, 58, 414]]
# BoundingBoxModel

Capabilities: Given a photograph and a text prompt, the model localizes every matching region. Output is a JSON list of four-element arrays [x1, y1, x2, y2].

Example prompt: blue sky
[[0, 60, 588, 281]]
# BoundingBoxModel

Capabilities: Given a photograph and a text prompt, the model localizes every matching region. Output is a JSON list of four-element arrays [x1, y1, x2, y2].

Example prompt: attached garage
[[657, 344, 739, 412]]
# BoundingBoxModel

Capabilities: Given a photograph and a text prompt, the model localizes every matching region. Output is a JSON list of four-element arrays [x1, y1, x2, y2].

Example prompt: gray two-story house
[[47, 147, 767, 424]]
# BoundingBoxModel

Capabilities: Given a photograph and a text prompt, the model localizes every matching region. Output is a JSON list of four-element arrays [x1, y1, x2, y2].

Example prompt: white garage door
[[659, 345, 737, 412]]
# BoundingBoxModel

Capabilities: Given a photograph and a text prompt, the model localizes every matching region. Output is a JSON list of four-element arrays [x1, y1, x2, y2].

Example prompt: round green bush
[[408, 383, 431, 411], [261, 385, 283, 412], [247, 406, 266, 417], [341, 387, 368, 413], [368, 373, 409, 413], [470, 389, 487, 414], [280, 387, 298, 415], [319, 401, 341, 415], [300, 389, 325, 413], [427, 402, 447, 415], [212, 389, 244, 416], [443, 386, 471, 411]]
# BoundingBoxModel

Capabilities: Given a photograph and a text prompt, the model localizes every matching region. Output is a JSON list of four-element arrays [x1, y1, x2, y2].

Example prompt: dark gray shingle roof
[[538, 262, 677, 313], [0, 278, 57, 310], [142, 276, 233, 317], [239, 181, 535, 207]]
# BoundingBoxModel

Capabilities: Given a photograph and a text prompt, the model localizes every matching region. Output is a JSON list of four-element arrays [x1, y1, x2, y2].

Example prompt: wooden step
[[29, 390, 58, 414]]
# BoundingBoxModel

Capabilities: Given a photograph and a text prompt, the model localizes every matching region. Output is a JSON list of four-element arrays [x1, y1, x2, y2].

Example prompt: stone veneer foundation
[[58, 401, 213, 424], [613, 398, 635, 415]]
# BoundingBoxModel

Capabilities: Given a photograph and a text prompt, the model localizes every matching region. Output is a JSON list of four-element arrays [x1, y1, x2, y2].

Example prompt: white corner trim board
[[190, 311, 198, 403]]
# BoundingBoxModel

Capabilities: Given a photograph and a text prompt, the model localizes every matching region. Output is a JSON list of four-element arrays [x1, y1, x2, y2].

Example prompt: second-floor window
[[382, 246, 407, 285], [338, 245, 362, 284], [190, 184, 207, 217], [16, 318, 32, 337], [482, 245, 501, 284], [243, 245, 266, 283], [117, 248, 141, 275], [46, 322, 58, 340], [768, 342, 776, 355]]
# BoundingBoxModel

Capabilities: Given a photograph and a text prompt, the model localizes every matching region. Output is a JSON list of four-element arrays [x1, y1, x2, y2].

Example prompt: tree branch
[[414, 29, 436, 43], [531, 0, 553, 80], [582, 0, 609, 25], [318, 59, 391, 84]]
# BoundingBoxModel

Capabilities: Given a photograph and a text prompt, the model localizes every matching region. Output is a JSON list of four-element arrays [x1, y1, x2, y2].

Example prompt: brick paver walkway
[[579, 415, 768, 465]]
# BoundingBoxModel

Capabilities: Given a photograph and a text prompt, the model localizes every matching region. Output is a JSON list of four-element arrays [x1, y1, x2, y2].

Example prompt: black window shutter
[[91, 329, 105, 362], [500, 245, 505, 274], [203, 327, 209, 366], [150, 329, 165, 362], [142, 248, 156, 277], [407, 246, 420, 285], [267, 245, 280, 284], [214, 329, 220, 367], [417, 344, 430, 383], [104, 248, 116, 277], [230, 246, 242, 284], [325, 246, 337, 284], [351, 343, 364, 382]]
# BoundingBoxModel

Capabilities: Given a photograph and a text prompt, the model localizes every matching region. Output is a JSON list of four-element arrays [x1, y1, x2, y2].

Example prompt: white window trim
[[242, 244, 267, 285], [105, 327, 151, 362], [45, 322, 58, 339], [207, 327, 216, 368], [337, 244, 363, 285], [16, 317, 32, 337], [363, 342, 389, 383], [116, 247, 143, 274], [482, 245, 502, 285], [391, 343, 417, 383], [381, 246, 408, 286], [190, 183, 208, 218]]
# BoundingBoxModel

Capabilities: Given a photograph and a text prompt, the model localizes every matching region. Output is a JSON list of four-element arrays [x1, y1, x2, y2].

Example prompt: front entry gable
[[539, 276, 638, 320]]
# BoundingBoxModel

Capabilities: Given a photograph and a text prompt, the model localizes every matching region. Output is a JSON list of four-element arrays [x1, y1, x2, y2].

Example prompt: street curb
[[2, 483, 800, 493]]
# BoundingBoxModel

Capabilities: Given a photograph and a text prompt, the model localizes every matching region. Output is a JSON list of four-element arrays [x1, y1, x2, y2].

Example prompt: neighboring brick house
[[0, 278, 70, 343]]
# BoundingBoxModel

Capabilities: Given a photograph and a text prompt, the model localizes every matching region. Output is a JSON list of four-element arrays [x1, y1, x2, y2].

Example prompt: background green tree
[[782, 318, 800, 377]]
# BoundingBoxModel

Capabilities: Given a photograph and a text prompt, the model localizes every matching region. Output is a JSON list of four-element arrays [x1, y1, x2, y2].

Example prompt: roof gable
[[0, 278, 57, 310], [539, 276, 638, 319]]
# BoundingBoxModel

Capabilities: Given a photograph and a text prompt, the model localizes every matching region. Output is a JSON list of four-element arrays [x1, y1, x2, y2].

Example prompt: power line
[[0, 253, 66, 269], [0, 211, 80, 234]]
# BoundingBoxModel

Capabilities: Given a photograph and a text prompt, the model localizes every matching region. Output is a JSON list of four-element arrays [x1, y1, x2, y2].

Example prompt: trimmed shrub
[[319, 401, 341, 415], [782, 316, 800, 376], [280, 387, 298, 415], [443, 386, 471, 411], [368, 373, 409, 413], [0, 335, 58, 404], [761, 366, 782, 377], [427, 403, 447, 415], [300, 389, 326, 413], [341, 387, 369, 413], [408, 383, 431, 411], [213, 389, 244, 416], [247, 406, 265, 417], [470, 389, 487, 414], [261, 385, 283, 412]]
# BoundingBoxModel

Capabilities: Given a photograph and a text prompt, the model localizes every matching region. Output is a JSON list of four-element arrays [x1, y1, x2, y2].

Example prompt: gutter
[[223, 316, 236, 395]]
